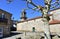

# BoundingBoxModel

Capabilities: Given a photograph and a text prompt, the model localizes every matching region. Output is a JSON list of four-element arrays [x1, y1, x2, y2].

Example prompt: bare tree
[[21, 0, 59, 39]]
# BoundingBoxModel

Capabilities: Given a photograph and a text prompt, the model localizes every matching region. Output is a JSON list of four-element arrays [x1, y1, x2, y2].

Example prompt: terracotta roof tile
[[18, 14, 52, 23], [49, 19, 60, 24]]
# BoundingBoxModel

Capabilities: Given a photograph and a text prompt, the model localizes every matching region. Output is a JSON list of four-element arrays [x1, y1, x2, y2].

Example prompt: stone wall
[[17, 18, 44, 32], [50, 9, 60, 20], [17, 18, 60, 33], [17, 9, 60, 33]]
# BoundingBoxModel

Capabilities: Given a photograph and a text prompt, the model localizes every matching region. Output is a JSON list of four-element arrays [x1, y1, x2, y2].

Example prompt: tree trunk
[[43, 18, 51, 39]]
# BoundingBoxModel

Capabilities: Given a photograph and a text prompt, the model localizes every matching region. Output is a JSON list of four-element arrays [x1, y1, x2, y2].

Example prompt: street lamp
[[22, 0, 59, 39]]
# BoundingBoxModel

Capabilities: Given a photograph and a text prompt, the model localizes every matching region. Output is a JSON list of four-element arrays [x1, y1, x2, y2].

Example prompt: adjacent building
[[0, 9, 12, 37]]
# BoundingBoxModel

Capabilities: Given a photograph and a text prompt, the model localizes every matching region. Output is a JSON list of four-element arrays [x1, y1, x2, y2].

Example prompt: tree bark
[[43, 19, 51, 39]]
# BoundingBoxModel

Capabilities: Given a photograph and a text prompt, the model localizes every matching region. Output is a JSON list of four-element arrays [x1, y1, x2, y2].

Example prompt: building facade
[[0, 9, 12, 37], [17, 8, 60, 39]]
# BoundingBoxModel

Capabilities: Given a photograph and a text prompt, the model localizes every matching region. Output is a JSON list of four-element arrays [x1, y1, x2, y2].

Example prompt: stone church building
[[17, 8, 60, 39]]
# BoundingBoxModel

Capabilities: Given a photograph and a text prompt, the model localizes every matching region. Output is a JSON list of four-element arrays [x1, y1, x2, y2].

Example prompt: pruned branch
[[50, 0, 59, 9], [51, 0, 59, 5]]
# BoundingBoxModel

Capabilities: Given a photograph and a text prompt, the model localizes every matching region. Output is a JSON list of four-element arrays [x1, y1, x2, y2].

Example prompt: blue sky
[[0, 0, 59, 21]]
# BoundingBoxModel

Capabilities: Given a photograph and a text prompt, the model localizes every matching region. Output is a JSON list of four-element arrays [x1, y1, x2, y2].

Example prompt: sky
[[0, 0, 59, 21]]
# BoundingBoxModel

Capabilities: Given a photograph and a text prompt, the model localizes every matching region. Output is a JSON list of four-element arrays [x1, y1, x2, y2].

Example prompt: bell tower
[[20, 9, 27, 21]]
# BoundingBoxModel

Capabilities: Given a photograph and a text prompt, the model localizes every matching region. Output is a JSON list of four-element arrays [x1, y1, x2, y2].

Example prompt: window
[[0, 13, 5, 19], [32, 27, 35, 32], [2, 13, 5, 19], [0, 15, 2, 18], [0, 27, 3, 37], [0, 28, 2, 32]]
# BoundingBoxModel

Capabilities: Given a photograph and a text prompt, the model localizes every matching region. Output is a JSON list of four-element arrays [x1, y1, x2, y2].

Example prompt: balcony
[[0, 18, 8, 23]]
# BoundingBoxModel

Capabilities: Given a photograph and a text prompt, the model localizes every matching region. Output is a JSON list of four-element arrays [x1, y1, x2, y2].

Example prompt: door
[[0, 27, 3, 37]]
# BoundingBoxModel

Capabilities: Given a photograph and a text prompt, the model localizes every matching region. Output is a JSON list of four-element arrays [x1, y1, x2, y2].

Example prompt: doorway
[[0, 27, 3, 37]]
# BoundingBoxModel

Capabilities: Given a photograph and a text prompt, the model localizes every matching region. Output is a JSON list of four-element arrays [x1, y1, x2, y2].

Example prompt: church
[[17, 8, 60, 38]]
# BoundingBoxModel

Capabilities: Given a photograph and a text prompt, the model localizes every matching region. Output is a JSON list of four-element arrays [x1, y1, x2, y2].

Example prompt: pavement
[[2, 31, 59, 39], [3, 31, 24, 39], [2, 31, 44, 39]]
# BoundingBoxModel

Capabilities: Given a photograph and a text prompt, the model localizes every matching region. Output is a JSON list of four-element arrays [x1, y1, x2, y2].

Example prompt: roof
[[0, 9, 12, 15], [18, 8, 60, 25], [18, 14, 52, 23], [49, 19, 60, 25], [18, 19, 60, 25]]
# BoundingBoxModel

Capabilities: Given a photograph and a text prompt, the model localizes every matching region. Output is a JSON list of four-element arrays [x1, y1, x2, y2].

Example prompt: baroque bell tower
[[20, 9, 27, 21]]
